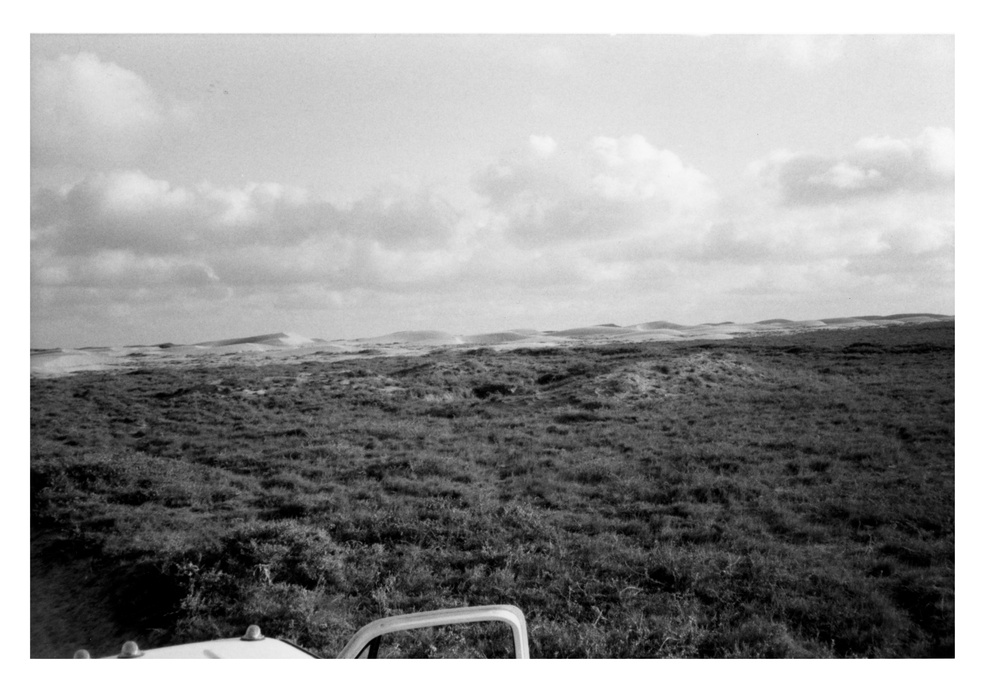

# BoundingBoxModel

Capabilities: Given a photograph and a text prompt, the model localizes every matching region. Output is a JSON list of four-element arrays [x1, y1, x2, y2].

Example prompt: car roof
[[101, 637, 317, 659]]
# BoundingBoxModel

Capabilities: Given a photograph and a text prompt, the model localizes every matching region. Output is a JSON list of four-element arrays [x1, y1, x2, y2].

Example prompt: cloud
[[843, 217, 954, 279], [529, 135, 557, 158], [750, 36, 847, 70], [31, 52, 190, 167], [671, 182, 953, 275], [475, 135, 716, 246], [30, 126, 954, 347], [30, 169, 466, 307], [32, 249, 221, 290], [530, 45, 572, 74], [751, 128, 954, 205], [33, 170, 463, 257], [31, 171, 346, 256], [341, 182, 460, 250]]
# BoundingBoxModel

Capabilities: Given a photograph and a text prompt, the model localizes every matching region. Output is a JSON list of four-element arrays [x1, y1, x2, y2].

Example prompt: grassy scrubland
[[30, 322, 954, 658]]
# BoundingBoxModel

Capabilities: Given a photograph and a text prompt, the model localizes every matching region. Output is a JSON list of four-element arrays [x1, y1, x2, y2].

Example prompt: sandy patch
[[31, 315, 953, 377], [546, 326, 634, 337], [365, 330, 463, 345], [461, 331, 539, 344], [31, 351, 124, 376]]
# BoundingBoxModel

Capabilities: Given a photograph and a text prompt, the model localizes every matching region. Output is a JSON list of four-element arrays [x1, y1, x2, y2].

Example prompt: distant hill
[[33, 313, 955, 360], [194, 332, 318, 347]]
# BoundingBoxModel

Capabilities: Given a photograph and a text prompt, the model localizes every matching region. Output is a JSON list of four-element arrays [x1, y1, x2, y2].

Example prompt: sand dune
[[546, 325, 636, 337], [195, 332, 318, 348], [629, 321, 689, 331], [819, 317, 878, 326], [31, 314, 954, 377], [886, 314, 951, 323], [365, 330, 463, 345], [192, 343, 274, 353], [858, 313, 952, 322], [461, 331, 539, 345], [30, 350, 122, 375]]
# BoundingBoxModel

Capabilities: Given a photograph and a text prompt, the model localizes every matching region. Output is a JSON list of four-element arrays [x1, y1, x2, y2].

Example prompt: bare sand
[[30, 315, 954, 378]]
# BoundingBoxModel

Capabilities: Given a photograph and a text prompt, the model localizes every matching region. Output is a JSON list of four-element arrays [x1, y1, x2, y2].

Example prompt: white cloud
[[751, 36, 847, 70], [34, 250, 220, 289], [854, 127, 955, 181], [31, 52, 189, 167], [529, 135, 557, 158], [31, 171, 342, 256], [588, 135, 715, 207], [30, 170, 466, 303], [751, 128, 955, 205], [475, 135, 716, 246], [34, 135, 948, 306], [532, 45, 572, 74], [342, 183, 460, 250], [880, 220, 954, 256], [30, 126, 954, 347], [807, 162, 882, 191]]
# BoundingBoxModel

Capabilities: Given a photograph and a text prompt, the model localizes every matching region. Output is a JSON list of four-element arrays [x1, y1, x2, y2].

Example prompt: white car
[[74, 605, 530, 659]]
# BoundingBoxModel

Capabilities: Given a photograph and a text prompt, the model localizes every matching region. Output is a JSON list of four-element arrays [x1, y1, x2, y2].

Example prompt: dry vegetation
[[31, 321, 954, 658]]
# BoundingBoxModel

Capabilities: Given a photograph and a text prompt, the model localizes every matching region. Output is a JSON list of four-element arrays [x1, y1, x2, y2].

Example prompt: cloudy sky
[[30, 33, 954, 348]]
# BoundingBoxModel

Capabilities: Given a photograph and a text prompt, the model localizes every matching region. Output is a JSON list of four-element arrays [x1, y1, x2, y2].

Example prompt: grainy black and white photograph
[[26, 12, 968, 679]]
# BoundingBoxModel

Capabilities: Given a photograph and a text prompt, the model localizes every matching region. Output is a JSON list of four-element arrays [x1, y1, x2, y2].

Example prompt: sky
[[29, 32, 955, 348], [16, 11, 1000, 686]]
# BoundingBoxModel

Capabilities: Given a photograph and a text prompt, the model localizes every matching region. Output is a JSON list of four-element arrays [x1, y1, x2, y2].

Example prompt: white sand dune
[[819, 317, 878, 326], [460, 331, 539, 344], [629, 321, 689, 331], [885, 314, 949, 323], [31, 351, 123, 375], [31, 314, 953, 377], [366, 330, 463, 345], [266, 332, 318, 347], [546, 325, 635, 337], [627, 328, 687, 339], [195, 332, 318, 348], [193, 343, 274, 353], [691, 323, 759, 334], [287, 341, 355, 354], [683, 332, 740, 341]]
